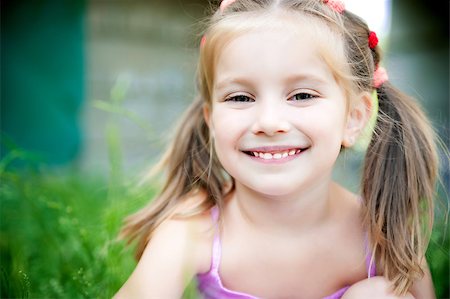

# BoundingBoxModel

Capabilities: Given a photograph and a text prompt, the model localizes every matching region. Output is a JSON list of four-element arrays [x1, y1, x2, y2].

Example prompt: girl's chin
[[241, 183, 303, 199]]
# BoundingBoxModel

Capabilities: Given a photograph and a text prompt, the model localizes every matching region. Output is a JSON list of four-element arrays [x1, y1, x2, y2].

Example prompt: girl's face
[[206, 24, 360, 197]]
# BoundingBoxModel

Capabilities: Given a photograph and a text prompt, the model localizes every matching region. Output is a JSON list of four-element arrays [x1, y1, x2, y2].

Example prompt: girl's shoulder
[[162, 191, 217, 273], [114, 195, 215, 298], [152, 212, 215, 274]]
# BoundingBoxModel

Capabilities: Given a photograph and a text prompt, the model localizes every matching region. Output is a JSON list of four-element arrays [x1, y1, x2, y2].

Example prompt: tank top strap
[[360, 196, 377, 277], [364, 232, 377, 277], [210, 206, 222, 274]]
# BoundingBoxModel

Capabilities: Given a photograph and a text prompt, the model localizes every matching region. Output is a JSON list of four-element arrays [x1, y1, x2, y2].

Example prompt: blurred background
[[1, 0, 448, 298]]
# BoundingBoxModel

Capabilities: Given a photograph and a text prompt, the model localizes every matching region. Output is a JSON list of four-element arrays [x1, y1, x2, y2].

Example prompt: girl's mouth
[[242, 147, 308, 161]]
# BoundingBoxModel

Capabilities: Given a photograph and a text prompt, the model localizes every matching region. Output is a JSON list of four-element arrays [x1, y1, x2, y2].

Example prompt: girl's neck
[[227, 179, 343, 235]]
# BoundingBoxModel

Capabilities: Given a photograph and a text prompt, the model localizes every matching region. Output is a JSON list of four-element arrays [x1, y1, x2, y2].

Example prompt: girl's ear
[[203, 104, 211, 128], [342, 92, 372, 147], [203, 104, 215, 139]]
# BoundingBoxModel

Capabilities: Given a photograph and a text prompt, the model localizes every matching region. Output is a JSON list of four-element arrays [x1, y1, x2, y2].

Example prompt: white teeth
[[273, 153, 282, 159], [263, 153, 273, 160], [249, 149, 303, 159]]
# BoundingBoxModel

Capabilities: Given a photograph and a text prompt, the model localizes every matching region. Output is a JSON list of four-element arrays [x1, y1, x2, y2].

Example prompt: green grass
[[427, 211, 450, 299], [0, 167, 140, 298], [0, 159, 205, 298]]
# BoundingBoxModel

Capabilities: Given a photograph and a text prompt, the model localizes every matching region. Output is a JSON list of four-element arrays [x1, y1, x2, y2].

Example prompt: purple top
[[197, 207, 376, 299]]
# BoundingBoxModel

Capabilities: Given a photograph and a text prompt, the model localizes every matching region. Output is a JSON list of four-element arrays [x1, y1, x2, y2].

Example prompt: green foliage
[[0, 168, 144, 298], [427, 210, 450, 299]]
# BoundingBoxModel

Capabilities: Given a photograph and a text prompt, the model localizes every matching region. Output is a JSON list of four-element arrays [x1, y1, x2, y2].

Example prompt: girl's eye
[[289, 92, 317, 101], [225, 95, 254, 102]]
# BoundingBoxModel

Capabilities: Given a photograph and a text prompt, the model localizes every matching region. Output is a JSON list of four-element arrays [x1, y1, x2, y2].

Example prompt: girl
[[115, 0, 439, 298]]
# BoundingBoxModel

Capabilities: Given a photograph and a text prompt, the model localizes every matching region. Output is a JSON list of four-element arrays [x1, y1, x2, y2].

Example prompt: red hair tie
[[323, 0, 345, 13], [368, 31, 378, 49]]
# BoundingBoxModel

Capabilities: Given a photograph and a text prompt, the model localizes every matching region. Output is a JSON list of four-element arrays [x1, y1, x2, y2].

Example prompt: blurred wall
[[386, 0, 449, 195], [387, 0, 448, 140], [81, 0, 206, 174], [1, 0, 86, 167]]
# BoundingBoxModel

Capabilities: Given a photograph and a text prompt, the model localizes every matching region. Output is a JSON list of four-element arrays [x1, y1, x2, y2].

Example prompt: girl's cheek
[[214, 109, 251, 128]]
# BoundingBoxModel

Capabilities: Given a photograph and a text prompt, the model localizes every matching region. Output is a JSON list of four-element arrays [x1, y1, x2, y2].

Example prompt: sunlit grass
[[0, 166, 139, 297]]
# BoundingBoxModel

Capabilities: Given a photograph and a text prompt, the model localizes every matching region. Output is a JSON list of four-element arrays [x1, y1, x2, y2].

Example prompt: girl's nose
[[251, 101, 291, 136]]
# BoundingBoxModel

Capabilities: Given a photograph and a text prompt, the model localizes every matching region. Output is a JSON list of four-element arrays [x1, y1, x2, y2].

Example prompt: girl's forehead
[[216, 29, 329, 76], [216, 11, 344, 56], [211, 12, 347, 82], [216, 9, 340, 38], [221, 19, 324, 51]]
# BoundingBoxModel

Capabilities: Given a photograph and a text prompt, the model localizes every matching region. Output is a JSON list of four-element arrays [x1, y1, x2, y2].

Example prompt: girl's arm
[[341, 277, 414, 299], [114, 219, 202, 299], [342, 259, 435, 299]]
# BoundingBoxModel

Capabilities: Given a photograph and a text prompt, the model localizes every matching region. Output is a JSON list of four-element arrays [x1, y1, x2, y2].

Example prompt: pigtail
[[121, 96, 228, 259], [362, 82, 438, 293], [338, 6, 439, 294]]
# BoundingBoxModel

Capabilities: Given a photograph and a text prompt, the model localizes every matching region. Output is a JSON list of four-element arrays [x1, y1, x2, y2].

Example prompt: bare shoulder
[[168, 204, 217, 273], [114, 198, 216, 298], [342, 277, 415, 299], [146, 209, 215, 273], [152, 190, 217, 272]]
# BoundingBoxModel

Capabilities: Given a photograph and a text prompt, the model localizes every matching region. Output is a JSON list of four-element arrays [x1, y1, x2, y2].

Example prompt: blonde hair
[[121, 0, 439, 295]]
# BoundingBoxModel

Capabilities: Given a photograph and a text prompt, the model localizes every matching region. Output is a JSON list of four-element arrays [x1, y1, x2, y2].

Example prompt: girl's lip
[[240, 145, 307, 153], [242, 147, 308, 163]]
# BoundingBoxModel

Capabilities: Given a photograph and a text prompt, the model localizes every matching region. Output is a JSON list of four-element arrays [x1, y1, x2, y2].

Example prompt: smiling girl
[[115, 1, 439, 298]]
